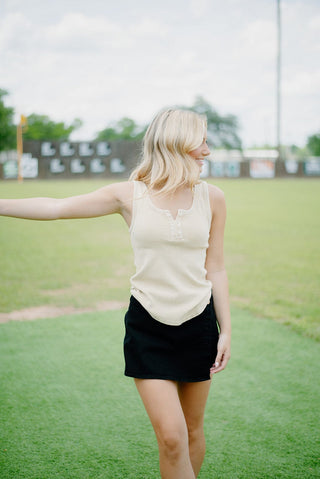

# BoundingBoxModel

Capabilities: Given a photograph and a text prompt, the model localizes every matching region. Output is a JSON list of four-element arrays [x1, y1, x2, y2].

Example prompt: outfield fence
[[0, 141, 320, 180]]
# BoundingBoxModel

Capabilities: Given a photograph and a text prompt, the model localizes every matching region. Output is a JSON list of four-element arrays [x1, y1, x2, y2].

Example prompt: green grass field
[[0, 179, 319, 339], [0, 178, 319, 478], [1, 307, 319, 478]]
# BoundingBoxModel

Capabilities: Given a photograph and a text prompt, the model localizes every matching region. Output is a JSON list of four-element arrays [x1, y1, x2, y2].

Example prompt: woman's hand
[[210, 332, 231, 375]]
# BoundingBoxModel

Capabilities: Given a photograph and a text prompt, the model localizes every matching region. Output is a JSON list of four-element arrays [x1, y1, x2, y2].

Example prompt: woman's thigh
[[177, 380, 212, 432], [134, 379, 188, 441]]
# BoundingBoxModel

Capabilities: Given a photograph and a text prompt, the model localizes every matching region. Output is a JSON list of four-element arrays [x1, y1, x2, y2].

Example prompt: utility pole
[[276, 0, 282, 161]]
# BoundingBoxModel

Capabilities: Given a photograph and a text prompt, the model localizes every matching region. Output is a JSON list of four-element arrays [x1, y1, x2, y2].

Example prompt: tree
[[185, 96, 242, 150], [0, 89, 16, 151], [23, 114, 83, 141], [95, 117, 147, 141], [96, 98, 242, 148], [307, 132, 320, 156]]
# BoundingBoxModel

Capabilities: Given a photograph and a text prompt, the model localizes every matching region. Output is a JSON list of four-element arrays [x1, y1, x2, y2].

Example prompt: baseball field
[[0, 178, 319, 478]]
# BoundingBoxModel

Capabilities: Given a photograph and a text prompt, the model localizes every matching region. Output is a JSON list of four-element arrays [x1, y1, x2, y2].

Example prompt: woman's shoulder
[[113, 180, 148, 203], [201, 181, 225, 200], [101, 180, 134, 204], [118, 180, 136, 199], [203, 182, 226, 213]]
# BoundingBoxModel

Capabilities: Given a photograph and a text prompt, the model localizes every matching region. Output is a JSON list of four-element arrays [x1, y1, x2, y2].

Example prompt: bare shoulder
[[111, 180, 134, 201], [98, 180, 134, 204], [207, 183, 225, 200], [207, 183, 226, 215]]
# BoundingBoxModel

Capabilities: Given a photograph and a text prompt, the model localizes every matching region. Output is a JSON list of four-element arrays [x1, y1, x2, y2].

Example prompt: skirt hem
[[124, 371, 211, 383]]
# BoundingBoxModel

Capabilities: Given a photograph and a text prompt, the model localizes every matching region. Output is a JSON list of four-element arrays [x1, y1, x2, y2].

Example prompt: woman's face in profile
[[189, 136, 210, 171]]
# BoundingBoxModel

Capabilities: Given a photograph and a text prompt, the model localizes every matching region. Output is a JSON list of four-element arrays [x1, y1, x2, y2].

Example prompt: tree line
[[1, 88, 319, 156]]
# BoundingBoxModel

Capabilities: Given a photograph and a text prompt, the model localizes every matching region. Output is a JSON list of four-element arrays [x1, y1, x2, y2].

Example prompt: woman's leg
[[134, 378, 196, 479], [178, 380, 212, 477]]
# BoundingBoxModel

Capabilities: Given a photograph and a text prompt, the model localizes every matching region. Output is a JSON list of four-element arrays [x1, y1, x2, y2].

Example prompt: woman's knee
[[156, 425, 189, 460], [187, 425, 205, 447]]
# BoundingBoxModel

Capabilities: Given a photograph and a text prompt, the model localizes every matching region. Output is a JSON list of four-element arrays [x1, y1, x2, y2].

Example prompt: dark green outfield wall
[[0, 140, 319, 179]]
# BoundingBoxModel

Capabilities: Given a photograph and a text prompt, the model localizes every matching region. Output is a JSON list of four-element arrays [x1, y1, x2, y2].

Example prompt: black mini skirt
[[123, 295, 219, 382]]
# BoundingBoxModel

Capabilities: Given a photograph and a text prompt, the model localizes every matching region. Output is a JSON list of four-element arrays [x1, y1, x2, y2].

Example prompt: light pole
[[276, 0, 282, 161]]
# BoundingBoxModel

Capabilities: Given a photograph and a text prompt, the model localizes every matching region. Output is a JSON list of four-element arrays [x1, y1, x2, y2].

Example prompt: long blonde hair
[[130, 108, 207, 195]]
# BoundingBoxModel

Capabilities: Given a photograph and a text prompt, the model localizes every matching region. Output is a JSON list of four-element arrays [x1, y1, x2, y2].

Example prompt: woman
[[0, 108, 231, 479]]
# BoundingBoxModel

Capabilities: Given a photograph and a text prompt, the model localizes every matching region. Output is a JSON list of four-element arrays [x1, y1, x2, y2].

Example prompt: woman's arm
[[205, 184, 231, 375], [0, 182, 133, 221]]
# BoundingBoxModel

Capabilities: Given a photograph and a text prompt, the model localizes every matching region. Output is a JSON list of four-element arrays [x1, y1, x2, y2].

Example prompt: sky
[[0, 0, 319, 148]]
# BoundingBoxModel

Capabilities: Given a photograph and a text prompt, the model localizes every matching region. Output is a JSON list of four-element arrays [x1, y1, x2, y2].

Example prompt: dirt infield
[[0, 301, 128, 323]]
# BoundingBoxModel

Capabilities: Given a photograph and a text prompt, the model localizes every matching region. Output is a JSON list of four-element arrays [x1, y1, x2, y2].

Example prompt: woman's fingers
[[210, 336, 231, 375]]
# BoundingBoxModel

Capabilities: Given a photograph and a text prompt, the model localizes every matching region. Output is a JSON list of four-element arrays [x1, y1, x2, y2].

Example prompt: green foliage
[[95, 117, 147, 141], [184, 96, 242, 150], [307, 132, 320, 156], [95, 97, 242, 149], [248, 144, 276, 150], [288, 144, 308, 159], [23, 114, 83, 141], [0, 89, 16, 152]]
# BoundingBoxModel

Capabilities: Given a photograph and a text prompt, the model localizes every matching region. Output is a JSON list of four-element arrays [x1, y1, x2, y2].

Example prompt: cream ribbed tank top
[[129, 180, 213, 326]]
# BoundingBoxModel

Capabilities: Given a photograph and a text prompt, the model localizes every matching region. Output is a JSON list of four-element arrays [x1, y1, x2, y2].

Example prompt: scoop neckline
[[145, 183, 199, 221]]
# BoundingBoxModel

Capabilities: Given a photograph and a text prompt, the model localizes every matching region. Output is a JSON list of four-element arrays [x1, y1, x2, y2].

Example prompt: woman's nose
[[203, 144, 211, 156]]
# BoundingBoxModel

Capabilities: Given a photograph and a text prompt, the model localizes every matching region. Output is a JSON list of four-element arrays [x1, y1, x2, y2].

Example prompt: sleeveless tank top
[[129, 180, 213, 325]]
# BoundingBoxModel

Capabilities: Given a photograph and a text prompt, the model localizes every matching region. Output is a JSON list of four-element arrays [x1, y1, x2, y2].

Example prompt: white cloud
[[308, 15, 320, 30], [189, 0, 209, 18], [0, 12, 33, 52], [0, 0, 319, 147], [42, 13, 169, 54], [128, 17, 169, 38], [44, 13, 129, 51], [235, 20, 276, 63], [283, 71, 320, 96]]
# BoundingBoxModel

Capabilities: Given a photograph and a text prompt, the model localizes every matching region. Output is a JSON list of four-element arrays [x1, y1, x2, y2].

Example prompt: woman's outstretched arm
[[0, 182, 133, 221]]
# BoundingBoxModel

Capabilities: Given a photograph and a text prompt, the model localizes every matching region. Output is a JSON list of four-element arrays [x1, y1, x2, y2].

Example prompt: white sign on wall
[[225, 161, 240, 177], [96, 142, 111, 156], [250, 160, 275, 178], [110, 158, 126, 173], [90, 159, 106, 173], [285, 160, 299, 174], [41, 142, 55, 156], [60, 142, 75, 156], [70, 159, 86, 173], [3, 155, 38, 178], [3, 160, 18, 179], [211, 162, 225, 177], [304, 159, 320, 176], [50, 159, 65, 173], [21, 154, 38, 178], [79, 143, 94, 156]]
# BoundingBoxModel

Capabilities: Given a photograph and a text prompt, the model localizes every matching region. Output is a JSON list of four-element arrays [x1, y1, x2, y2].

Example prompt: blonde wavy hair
[[130, 108, 207, 195]]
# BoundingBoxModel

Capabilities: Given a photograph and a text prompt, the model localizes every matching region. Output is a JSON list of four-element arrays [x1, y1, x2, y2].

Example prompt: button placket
[[166, 211, 184, 241]]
